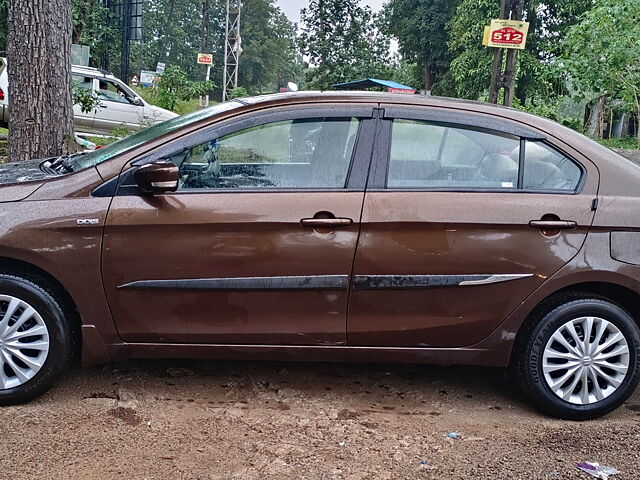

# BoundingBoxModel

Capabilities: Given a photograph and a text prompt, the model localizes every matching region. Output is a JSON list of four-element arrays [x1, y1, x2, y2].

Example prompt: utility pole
[[488, 0, 524, 106], [222, 0, 242, 101]]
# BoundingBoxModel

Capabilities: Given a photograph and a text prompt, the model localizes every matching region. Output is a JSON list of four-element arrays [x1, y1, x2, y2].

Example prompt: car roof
[[71, 64, 115, 80], [238, 90, 520, 114]]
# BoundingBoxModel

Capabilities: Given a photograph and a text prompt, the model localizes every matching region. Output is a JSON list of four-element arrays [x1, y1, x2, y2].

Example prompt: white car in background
[[0, 58, 177, 135]]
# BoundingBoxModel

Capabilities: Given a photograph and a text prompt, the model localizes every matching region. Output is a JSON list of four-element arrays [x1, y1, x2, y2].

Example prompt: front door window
[[167, 117, 360, 190]]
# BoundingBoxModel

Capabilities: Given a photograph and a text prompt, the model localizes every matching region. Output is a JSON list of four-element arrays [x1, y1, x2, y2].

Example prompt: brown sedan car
[[0, 92, 638, 419]]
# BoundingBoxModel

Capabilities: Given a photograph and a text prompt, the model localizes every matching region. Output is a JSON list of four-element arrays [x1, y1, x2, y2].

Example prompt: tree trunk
[[7, 0, 75, 162], [585, 96, 606, 139], [422, 59, 433, 91]]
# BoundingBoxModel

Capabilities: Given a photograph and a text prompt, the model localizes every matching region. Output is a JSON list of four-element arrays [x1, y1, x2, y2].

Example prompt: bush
[[156, 65, 216, 111]]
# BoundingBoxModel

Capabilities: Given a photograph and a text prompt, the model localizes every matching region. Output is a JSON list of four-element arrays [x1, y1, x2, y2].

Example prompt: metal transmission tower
[[222, 0, 242, 101]]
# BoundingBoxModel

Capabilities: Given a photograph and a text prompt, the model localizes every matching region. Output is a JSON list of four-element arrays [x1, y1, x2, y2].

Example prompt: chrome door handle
[[529, 220, 577, 230], [301, 218, 353, 228]]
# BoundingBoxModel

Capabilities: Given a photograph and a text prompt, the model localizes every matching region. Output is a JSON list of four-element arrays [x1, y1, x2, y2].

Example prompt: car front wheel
[[518, 298, 640, 420], [0, 273, 74, 406]]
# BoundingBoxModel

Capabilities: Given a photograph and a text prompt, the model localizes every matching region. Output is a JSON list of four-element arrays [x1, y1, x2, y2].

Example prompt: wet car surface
[[0, 92, 639, 420]]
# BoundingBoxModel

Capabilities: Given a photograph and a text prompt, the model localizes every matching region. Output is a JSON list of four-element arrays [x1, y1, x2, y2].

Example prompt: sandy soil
[[0, 359, 638, 479]]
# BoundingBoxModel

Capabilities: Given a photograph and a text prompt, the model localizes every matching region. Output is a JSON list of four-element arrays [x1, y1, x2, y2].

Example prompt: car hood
[[0, 158, 52, 201], [147, 105, 179, 122]]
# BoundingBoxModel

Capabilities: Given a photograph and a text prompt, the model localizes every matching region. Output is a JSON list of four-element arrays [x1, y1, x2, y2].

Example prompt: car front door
[[93, 78, 145, 133], [348, 106, 599, 348], [102, 105, 376, 344]]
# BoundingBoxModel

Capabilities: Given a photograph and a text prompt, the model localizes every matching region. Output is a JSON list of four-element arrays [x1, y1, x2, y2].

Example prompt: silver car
[[0, 59, 177, 135]]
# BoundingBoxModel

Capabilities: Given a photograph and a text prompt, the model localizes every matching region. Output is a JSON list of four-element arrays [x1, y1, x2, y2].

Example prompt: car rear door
[[101, 104, 377, 344], [348, 106, 599, 348]]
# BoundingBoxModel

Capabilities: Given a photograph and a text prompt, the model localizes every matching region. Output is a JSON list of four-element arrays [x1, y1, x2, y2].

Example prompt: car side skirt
[[95, 342, 501, 368]]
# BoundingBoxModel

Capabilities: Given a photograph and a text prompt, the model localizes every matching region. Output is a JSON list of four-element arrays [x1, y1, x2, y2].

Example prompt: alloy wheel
[[0, 295, 50, 390], [542, 316, 630, 405]]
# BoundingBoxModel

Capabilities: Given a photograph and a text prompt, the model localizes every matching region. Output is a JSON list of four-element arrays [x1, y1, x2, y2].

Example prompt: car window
[[168, 117, 360, 190], [72, 75, 94, 91], [98, 80, 133, 104], [388, 119, 520, 189], [523, 141, 581, 191]]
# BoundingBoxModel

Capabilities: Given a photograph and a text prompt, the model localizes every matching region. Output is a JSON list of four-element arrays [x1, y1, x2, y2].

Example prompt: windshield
[[70, 100, 243, 171]]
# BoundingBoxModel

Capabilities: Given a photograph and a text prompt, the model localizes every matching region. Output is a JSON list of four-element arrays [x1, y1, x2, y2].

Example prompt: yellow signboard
[[197, 53, 213, 65], [482, 26, 491, 46], [484, 19, 530, 49]]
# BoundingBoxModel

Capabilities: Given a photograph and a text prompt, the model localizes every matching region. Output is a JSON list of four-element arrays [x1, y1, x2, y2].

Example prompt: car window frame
[[370, 110, 586, 195], [113, 105, 378, 196]]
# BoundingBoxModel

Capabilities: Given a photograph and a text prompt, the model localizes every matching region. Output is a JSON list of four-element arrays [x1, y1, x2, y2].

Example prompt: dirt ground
[[0, 360, 638, 480]]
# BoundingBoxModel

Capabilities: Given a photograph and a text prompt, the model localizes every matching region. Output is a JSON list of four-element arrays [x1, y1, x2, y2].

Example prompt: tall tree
[[383, 0, 461, 92], [299, 0, 393, 90], [447, 0, 593, 102], [7, 0, 75, 161], [564, 0, 640, 143], [239, 0, 303, 93]]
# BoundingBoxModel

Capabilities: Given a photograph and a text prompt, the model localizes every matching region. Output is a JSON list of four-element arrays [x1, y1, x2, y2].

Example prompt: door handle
[[301, 218, 353, 228], [529, 220, 577, 230]]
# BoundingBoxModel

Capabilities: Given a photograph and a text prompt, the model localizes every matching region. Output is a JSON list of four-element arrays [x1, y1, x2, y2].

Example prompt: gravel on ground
[[0, 359, 638, 479]]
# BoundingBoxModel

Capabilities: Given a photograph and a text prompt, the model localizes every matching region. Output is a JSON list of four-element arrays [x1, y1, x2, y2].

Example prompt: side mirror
[[134, 161, 179, 195], [132, 98, 144, 107]]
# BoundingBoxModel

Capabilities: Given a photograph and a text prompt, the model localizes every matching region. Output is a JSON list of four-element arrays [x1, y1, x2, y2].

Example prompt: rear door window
[[388, 119, 520, 189], [523, 141, 582, 191]]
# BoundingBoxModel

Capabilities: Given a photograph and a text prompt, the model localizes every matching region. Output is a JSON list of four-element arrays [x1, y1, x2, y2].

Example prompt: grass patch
[[598, 136, 639, 150], [132, 86, 207, 115]]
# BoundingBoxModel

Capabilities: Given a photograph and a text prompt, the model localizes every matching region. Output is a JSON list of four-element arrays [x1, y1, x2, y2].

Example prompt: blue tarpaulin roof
[[331, 78, 414, 90]]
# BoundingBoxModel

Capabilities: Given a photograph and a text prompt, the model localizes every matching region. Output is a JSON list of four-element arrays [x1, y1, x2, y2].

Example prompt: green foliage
[[239, 0, 304, 93], [299, 0, 395, 90], [72, 82, 101, 114], [110, 123, 132, 139], [0, 0, 7, 53], [383, 0, 461, 90], [447, 0, 497, 99], [515, 96, 583, 131], [228, 87, 248, 99], [127, 0, 300, 96], [598, 137, 639, 150], [564, 0, 640, 103], [156, 65, 216, 111], [564, 0, 640, 146], [447, 0, 594, 103], [71, 0, 118, 67]]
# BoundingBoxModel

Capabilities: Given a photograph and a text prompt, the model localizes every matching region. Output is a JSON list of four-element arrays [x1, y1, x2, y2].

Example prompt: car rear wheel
[[0, 273, 74, 406], [518, 298, 640, 420]]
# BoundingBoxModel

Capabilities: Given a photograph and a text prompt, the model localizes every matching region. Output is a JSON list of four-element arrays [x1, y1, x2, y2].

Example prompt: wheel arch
[[510, 280, 640, 366], [0, 256, 82, 361]]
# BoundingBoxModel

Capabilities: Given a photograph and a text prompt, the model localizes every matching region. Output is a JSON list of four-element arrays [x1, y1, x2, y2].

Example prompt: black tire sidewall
[[522, 299, 640, 420], [0, 275, 72, 405]]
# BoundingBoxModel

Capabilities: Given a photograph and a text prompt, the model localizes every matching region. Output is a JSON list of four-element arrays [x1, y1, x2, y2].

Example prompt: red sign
[[490, 27, 525, 46], [388, 87, 416, 95]]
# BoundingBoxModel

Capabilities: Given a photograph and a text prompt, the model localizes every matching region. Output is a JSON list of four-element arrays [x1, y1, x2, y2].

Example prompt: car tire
[[517, 297, 640, 420], [0, 273, 75, 406]]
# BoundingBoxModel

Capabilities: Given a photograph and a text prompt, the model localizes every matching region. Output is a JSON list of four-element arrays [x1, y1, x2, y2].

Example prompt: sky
[[277, 0, 387, 24]]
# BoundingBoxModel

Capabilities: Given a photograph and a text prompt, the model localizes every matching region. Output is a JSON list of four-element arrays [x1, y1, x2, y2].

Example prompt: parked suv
[[0, 58, 177, 135], [0, 92, 638, 420]]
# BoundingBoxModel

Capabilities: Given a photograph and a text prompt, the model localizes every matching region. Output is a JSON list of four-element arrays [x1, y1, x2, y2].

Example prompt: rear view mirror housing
[[134, 161, 179, 195]]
